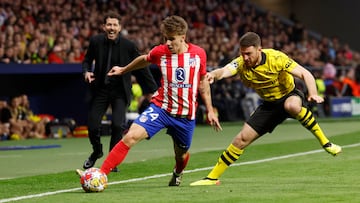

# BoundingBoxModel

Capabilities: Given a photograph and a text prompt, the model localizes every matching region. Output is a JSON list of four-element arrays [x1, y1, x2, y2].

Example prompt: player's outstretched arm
[[108, 55, 150, 76], [199, 75, 222, 131], [206, 67, 233, 84], [290, 65, 324, 103]]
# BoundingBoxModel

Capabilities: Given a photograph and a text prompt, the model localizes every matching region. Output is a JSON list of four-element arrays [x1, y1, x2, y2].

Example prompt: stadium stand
[[0, 0, 359, 139]]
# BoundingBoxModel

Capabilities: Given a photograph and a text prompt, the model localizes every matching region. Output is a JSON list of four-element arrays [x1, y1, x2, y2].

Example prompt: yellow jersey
[[225, 49, 298, 101]]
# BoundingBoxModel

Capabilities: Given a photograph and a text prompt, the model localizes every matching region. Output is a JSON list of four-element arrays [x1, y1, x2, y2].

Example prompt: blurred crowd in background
[[0, 0, 359, 140], [1, 0, 359, 66]]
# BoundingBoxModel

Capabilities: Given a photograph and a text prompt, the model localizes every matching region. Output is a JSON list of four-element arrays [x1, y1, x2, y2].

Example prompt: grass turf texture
[[0, 118, 359, 202]]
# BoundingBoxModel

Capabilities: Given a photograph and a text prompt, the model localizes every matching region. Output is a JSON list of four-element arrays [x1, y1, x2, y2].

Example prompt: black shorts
[[246, 89, 307, 136]]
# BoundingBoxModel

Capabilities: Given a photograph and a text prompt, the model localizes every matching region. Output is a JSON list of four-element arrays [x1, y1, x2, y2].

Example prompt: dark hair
[[239, 32, 261, 47], [103, 11, 121, 24], [160, 15, 188, 36]]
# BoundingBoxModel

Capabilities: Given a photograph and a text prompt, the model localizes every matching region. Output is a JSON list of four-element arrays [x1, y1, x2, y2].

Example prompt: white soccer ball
[[80, 168, 108, 192]]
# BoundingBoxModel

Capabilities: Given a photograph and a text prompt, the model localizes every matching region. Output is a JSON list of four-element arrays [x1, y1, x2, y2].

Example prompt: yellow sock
[[296, 107, 329, 146], [207, 144, 243, 179]]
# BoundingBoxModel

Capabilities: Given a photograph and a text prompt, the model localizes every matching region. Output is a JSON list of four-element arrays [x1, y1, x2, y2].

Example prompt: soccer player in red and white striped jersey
[[148, 39, 206, 120], [96, 15, 222, 186]]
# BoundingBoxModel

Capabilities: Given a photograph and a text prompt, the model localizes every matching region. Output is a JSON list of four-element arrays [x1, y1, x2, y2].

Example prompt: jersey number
[[143, 107, 159, 121]]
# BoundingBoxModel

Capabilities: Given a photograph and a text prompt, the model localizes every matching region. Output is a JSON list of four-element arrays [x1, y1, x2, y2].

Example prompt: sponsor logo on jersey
[[175, 66, 186, 82], [285, 58, 293, 68], [170, 83, 192, 88], [231, 61, 239, 68]]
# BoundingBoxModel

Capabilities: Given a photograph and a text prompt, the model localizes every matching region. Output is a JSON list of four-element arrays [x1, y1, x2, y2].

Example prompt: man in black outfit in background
[[81, 11, 157, 171]]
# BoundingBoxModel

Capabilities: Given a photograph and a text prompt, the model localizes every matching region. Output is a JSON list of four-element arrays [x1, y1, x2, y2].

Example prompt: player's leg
[[190, 123, 258, 186], [284, 94, 341, 156], [100, 123, 148, 174], [167, 117, 194, 186], [168, 144, 190, 186], [100, 104, 165, 174]]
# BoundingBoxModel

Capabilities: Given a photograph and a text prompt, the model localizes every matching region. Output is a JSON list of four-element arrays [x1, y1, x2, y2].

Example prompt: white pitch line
[[1, 143, 359, 203]]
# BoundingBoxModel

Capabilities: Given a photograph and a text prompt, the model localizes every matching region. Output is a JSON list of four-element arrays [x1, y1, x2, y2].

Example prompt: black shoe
[[168, 172, 182, 186], [83, 151, 103, 169], [111, 167, 119, 172]]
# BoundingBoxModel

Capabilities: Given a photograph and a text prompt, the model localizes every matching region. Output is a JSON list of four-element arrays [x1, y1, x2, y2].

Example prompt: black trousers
[[87, 86, 127, 152]]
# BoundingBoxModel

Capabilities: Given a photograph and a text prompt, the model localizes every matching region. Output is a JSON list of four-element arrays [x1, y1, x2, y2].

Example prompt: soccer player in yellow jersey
[[190, 32, 342, 186]]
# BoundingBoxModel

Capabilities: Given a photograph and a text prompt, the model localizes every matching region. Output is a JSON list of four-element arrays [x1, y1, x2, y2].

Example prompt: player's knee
[[233, 134, 249, 149], [284, 100, 301, 114], [122, 129, 147, 147]]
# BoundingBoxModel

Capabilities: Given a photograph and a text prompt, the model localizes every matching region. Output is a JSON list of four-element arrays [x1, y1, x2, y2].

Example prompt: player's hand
[[108, 66, 125, 76], [308, 95, 324, 103], [207, 111, 222, 132], [84, 72, 95, 83], [205, 72, 215, 84]]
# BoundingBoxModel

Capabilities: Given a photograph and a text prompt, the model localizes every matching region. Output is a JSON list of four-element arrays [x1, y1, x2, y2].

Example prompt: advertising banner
[[351, 97, 360, 116], [330, 97, 352, 117]]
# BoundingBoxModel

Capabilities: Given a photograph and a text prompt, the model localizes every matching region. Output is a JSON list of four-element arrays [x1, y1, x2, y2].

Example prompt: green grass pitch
[[0, 118, 359, 203]]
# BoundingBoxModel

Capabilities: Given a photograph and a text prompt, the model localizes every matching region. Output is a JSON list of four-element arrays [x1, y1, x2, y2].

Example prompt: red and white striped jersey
[[146, 43, 207, 120]]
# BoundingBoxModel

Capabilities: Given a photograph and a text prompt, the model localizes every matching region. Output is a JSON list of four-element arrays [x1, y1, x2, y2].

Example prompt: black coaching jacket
[[82, 33, 158, 106]]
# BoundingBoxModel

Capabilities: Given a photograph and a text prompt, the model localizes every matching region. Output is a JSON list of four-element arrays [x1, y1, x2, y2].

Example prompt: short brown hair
[[160, 15, 188, 36], [239, 32, 261, 47], [103, 11, 121, 24]]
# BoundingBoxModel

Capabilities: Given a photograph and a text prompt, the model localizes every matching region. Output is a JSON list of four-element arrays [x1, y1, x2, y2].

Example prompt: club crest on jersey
[[175, 67, 186, 82], [189, 57, 196, 67], [139, 115, 148, 123]]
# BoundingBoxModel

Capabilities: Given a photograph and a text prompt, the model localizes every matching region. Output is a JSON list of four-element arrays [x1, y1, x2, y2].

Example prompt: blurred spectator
[[128, 76, 143, 113], [0, 0, 358, 69], [23, 40, 38, 64], [1, 46, 20, 64], [7, 94, 47, 139], [19, 94, 47, 139], [321, 63, 344, 116], [343, 43, 353, 61], [32, 45, 49, 64], [48, 45, 64, 64], [8, 95, 30, 139], [0, 46, 5, 63], [0, 98, 11, 140], [312, 69, 326, 117], [322, 62, 342, 97], [126, 76, 144, 123], [67, 47, 84, 63], [212, 77, 247, 121], [341, 65, 360, 97]]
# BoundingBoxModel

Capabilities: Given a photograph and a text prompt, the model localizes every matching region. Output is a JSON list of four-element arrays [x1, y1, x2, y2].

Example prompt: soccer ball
[[80, 168, 108, 192]]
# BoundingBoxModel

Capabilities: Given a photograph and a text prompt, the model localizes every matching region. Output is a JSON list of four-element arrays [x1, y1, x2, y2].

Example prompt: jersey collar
[[254, 52, 266, 68]]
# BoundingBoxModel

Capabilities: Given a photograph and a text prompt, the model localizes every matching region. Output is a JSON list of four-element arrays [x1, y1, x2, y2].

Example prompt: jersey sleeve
[[146, 45, 163, 64], [225, 57, 242, 76], [277, 51, 299, 72]]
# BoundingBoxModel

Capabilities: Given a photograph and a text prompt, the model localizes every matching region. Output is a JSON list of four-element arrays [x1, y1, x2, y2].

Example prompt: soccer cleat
[[168, 172, 182, 186], [323, 142, 342, 156], [76, 169, 84, 177], [83, 151, 104, 169], [190, 177, 221, 186], [111, 167, 119, 173]]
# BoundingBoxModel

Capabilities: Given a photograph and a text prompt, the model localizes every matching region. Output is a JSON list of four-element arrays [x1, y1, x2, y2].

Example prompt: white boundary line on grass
[[1, 143, 359, 203]]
